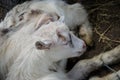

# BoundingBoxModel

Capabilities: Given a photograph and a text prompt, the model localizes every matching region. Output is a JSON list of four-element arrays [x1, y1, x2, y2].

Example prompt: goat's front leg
[[67, 45, 120, 80], [89, 69, 120, 80]]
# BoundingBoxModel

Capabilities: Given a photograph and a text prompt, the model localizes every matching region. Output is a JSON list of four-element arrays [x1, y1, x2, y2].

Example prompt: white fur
[[7, 0, 83, 29], [0, 0, 89, 80], [0, 20, 86, 80], [1, 0, 92, 45]]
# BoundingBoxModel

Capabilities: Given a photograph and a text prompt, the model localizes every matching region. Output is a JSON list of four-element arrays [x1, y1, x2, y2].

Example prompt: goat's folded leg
[[67, 45, 120, 80], [90, 69, 120, 80]]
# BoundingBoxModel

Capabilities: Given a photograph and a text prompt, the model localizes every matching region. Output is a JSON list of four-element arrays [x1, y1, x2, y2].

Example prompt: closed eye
[[18, 12, 26, 21], [68, 33, 74, 47]]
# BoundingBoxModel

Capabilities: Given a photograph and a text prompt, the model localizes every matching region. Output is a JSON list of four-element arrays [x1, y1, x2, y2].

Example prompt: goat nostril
[[35, 41, 43, 49], [83, 44, 86, 49]]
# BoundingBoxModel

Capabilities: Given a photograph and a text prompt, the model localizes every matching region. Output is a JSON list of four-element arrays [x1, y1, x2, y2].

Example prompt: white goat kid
[[0, 20, 86, 80], [1, 0, 92, 45]]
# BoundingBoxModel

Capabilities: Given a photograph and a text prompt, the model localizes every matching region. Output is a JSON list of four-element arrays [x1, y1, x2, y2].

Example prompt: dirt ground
[[67, 0, 120, 79], [0, 0, 120, 80]]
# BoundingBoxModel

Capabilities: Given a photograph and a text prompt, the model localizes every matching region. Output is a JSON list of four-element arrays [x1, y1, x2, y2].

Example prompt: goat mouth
[[76, 51, 82, 54], [76, 51, 84, 56]]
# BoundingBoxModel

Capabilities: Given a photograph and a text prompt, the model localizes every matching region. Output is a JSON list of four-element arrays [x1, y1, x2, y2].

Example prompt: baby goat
[[1, 0, 92, 45], [0, 21, 86, 80]]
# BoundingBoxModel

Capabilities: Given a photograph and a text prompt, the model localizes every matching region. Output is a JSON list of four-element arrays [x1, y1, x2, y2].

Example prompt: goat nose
[[83, 43, 86, 49]]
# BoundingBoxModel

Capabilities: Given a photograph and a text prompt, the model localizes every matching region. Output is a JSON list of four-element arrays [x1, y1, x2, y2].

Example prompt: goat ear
[[0, 28, 10, 36], [35, 41, 52, 50], [2, 29, 10, 34]]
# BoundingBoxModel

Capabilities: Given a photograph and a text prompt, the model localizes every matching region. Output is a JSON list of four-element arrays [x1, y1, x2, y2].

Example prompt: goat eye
[[57, 33, 66, 42], [18, 12, 26, 21], [19, 16, 23, 21], [69, 34, 74, 47], [19, 15, 24, 21]]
